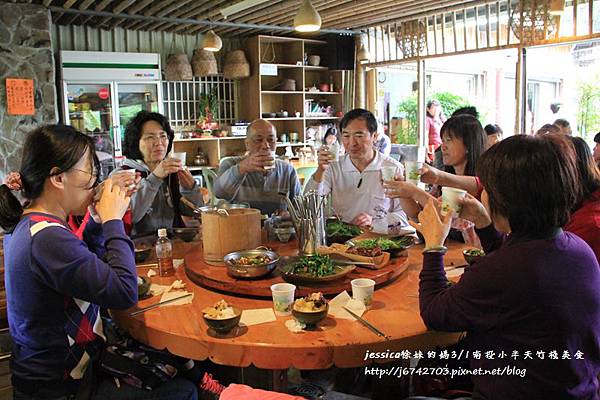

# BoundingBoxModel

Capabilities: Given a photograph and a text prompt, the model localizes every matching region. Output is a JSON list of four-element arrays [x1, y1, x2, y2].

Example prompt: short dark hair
[[477, 134, 581, 234], [440, 114, 486, 176], [553, 118, 570, 128], [567, 136, 600, 208], [594, 132, 600, 144], [484, 124, 503, 136], [451, 106, 478, 118], [536, 124, 561, 135], [339, 108, 377, 134], [123, 111, 174, 160], [0, 125, 98, 231]]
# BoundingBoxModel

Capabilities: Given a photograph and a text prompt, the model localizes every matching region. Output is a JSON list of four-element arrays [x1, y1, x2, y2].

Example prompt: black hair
[[593, 132, 600, 144], [567, 136, 600, 209], [123, 111, 174, 160], [451, 106, 479, 118], [553, 118, 570, 128], [477, 134, 580, 235], [440, 114, 486, 176], [339, 108, 377, 134], [0, 125, 98, 232], [536, 123, 561, 135], [484, 124, 503, 137], [322, 127, 338, 144]]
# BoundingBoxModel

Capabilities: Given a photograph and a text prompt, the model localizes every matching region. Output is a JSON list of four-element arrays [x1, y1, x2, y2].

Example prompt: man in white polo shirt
[[305, 108, 409, 234]]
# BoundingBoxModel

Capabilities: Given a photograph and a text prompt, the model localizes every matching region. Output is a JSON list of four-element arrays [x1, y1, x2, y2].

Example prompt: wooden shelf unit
[[172, 137, 246, 169], [240, 35, 346, 150]]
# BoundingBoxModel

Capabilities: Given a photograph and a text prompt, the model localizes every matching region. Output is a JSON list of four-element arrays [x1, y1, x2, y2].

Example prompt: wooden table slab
[[112, 239, 468, 370]]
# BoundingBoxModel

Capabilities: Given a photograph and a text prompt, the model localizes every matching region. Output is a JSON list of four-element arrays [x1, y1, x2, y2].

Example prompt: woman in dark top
[[410, 134, 600, 399]]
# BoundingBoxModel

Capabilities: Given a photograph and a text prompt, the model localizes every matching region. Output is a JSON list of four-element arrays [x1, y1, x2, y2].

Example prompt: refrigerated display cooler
[[59, 50, 163, 177]]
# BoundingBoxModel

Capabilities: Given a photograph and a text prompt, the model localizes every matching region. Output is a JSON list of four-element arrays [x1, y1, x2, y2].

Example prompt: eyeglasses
[[71, 168, 99, 189], [141, 133, 169, 144]]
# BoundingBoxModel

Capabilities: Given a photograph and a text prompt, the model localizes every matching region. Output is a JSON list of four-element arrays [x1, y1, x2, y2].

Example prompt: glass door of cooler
[[63, 82, 117, 178], [115, 82, 162, 145]]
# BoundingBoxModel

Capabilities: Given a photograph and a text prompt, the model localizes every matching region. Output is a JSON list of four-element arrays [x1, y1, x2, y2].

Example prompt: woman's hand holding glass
[[458, 193, 492, 229], [177, 168, 196, 190], [409, 198, 452, 248], [383, 178, 419, 199], [153, 158, 184, 179], [94, 179, 131, 223], [419, 163, 441, 185]]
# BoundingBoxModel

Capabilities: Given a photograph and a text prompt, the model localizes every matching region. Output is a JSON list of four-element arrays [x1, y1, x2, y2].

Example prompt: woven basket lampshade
[[192, 48, 218, 77], [223, 50, 250, 80], [165, 53, 193, 81]]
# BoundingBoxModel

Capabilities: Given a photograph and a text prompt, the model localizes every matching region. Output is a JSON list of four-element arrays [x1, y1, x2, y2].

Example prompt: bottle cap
[[158, 228, 167, 238]]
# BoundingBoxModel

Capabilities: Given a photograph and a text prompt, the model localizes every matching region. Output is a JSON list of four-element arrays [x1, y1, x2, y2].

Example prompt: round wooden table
[[112, 239, 467, 371]]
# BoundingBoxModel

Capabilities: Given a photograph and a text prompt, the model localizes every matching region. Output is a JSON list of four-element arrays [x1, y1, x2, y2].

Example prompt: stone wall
[[0, 2, 56, 181]]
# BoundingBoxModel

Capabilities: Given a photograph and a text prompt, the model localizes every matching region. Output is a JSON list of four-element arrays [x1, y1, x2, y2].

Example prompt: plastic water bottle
[[156, 228, 174, 277]]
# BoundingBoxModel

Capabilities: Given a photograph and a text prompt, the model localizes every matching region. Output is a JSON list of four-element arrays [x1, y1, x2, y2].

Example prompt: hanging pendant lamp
[[357, 40, 371, 63], [294, 0, 321, 32], [201, 30, 222, 52]]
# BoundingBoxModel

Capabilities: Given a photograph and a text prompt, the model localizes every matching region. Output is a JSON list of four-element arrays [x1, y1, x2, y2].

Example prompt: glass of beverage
[[351, 278, 375, 307], [380, 164, 398, 183], [328, 142, 340, 162], [404, 161, 423, 185], [441, 187, 467, 217], [263, 150, 277, 171], [172, 152, 187, 167], [270, 283, 296, 316]]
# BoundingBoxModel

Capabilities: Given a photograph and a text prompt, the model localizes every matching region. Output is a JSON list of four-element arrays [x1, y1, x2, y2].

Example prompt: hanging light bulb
[[294, 0, 321, 32], [201, 30, 222, 52], [357, 42, 371, 63], [549, 0, 565, 15]]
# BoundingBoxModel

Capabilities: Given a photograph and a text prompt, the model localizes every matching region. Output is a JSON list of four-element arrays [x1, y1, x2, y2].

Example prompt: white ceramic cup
[[380, 165, 398, 183], [172, 152, 187, 166], [270, 283, 296, 316], [404, 161, 423, 185], [351, 278, 375, 307], [441, 187, 467, 217]]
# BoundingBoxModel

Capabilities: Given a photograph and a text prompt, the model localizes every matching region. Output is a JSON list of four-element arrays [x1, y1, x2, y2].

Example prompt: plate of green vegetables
[[325, 218, 363, 245], [278, 254, 356, 283]]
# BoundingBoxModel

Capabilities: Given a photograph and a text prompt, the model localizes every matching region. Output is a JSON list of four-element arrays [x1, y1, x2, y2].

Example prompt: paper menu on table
[[240, 308, 277, 326]]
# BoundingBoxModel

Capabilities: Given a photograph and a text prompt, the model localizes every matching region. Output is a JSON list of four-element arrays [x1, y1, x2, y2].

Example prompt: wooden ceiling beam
[[125, 0, 180, 30]]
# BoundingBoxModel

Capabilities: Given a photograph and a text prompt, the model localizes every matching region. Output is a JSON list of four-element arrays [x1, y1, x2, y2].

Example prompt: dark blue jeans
[[14, 376, 198, 400]]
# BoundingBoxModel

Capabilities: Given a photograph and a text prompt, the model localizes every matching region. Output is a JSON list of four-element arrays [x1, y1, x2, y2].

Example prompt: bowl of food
[[325, 218, 362, 245], [224, 248, 280, 278], [172, 227, 199, 242], [292, 292, 328, 326], [134, 247, 152, 263], [202, 300, 242, 334], [463, 248, 485, 265]]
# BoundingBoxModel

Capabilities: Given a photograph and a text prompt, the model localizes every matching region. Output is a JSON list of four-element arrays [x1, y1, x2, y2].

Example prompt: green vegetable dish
[[464, 249, 485, 256], [292, 255, 335, 277], [353, 236, 414, 251], [326, 220, 362, 237]]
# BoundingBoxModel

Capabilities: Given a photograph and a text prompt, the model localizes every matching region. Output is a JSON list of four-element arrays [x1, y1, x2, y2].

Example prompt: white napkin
[[328, 291, 367, 320], [240, 308, 277, 326], [285, 319, 306, 333]]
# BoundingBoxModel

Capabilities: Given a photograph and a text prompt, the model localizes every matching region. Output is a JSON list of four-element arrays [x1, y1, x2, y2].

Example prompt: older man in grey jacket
[[214, 119, 301, 215]]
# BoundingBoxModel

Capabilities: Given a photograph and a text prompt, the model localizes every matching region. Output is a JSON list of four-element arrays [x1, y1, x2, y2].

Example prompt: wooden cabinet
[[240, 35, 346, 150], [172, 137, 247, 171]]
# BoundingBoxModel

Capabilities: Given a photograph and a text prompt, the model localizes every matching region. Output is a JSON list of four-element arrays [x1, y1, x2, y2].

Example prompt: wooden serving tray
[[184, 240, 408, 298]]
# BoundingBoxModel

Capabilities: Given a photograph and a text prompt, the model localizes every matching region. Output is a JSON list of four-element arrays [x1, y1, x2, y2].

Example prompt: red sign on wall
[[98, 87, 109, 100], [6, 78, 35, 116]]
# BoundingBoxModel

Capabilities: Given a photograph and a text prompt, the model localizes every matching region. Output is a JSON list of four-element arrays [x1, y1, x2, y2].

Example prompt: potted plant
[[196, 88, 219, 132]]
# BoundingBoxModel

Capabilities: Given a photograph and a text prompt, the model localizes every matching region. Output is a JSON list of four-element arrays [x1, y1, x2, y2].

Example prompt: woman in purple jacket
[[411, 134, 600, 399], [0, 125, 197, 400]]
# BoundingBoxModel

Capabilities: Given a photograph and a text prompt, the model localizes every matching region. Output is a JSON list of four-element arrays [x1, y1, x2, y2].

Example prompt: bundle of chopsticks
[[284, 191, 327, 226]]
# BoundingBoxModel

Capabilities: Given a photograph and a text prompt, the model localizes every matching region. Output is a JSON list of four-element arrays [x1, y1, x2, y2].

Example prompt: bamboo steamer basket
[[223, 50, 250, 79], [202, 208, 261, 265], [165, 53, 193, 81], [192, 49, 218, 77]]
